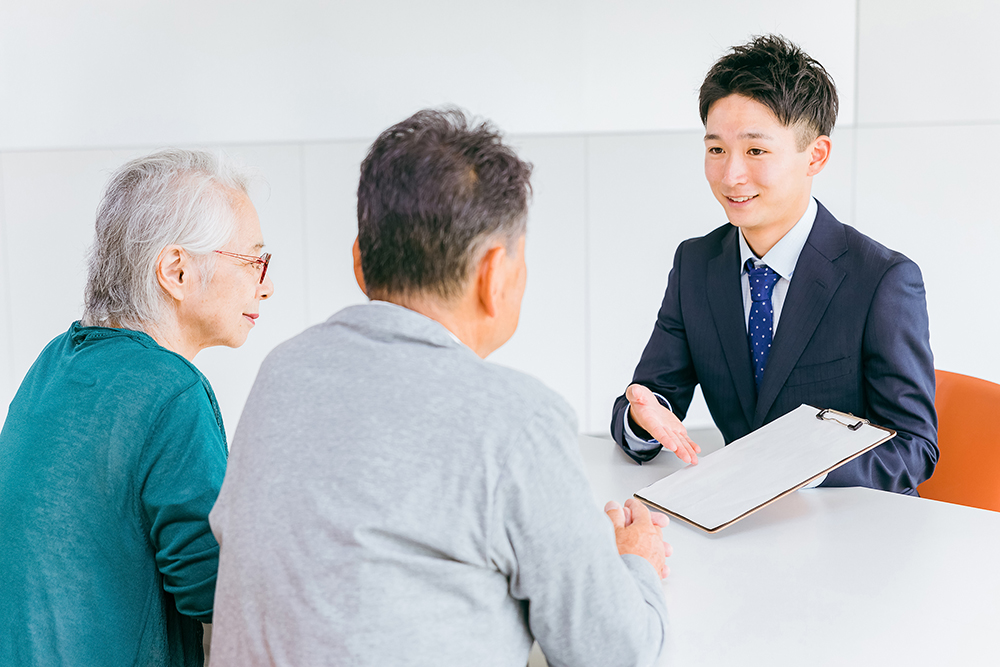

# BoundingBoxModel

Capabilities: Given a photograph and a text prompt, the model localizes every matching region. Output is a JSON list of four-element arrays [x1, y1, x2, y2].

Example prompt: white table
[[544, 433, 1000, 666]]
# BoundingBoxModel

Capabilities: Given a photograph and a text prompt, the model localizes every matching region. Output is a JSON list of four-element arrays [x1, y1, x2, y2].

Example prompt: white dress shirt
[[737, 196, 817, 334]]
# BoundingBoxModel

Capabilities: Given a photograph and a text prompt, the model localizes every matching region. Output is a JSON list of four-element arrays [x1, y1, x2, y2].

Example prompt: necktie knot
[[745, 259, 779, 303]]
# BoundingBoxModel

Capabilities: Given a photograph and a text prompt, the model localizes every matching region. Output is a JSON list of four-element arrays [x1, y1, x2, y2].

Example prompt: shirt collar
[[739, 197, 817, 280], [367, 299, 469, 349]]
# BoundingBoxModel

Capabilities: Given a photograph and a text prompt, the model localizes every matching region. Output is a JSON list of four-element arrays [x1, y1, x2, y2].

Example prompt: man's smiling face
[[703, 94, 820, 251]]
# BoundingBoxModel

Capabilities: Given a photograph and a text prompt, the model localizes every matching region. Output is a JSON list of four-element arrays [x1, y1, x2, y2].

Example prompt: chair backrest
[[918, 370, 1000, 511]]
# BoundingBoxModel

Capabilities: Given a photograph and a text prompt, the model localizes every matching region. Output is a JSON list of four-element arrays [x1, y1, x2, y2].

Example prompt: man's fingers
[[648, 424, 680, 453], [604, 501, 626, 529], [614, 499, 669, 579], [644, 416, 698, 464], [678, 438, 699, 464], [667, 431, 699, 464], [664, 542, 673, 558], [651, 426, 697, 464], [650, 511, 669, 528], [624, 498, 653, 526], [670, 431, 699, 463]]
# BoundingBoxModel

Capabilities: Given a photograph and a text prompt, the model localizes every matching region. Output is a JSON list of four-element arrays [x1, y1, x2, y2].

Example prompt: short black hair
[[357, 108, 532, 301], [699, 34, 839, 145]]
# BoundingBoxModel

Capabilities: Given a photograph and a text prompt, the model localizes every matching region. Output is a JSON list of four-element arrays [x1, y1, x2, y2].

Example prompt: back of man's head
[[699, 34, 839, 148], [357, 108, 532, 302]]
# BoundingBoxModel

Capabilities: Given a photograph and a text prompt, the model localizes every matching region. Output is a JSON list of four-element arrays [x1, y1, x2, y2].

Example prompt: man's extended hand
[[626, 384, 700, 464], [605, 499, 672, 579]]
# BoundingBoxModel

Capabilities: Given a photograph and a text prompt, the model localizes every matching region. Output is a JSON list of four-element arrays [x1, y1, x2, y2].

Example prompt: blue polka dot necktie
[[746, 259, 781, 392]]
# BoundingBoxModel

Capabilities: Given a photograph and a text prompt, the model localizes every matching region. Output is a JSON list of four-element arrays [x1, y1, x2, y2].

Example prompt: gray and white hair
[[357, 108, 532, 302], [82, 149, 255, 330]]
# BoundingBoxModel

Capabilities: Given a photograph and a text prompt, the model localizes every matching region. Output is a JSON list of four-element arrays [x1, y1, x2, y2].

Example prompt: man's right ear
[[352, 236, 368, 296], [156, 245, 190, 302]]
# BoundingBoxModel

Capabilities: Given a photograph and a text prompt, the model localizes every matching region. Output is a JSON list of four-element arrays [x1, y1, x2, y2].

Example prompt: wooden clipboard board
[[633, 404, 896, 533]]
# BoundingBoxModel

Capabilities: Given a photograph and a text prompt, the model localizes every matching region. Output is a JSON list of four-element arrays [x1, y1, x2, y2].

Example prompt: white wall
[[1, 0, 997, 436], [0, 1, 856, 148]]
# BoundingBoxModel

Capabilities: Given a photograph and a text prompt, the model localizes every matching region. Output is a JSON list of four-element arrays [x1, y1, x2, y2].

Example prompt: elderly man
[[209, 109, 669, 667], [0, 149, 274, 666]]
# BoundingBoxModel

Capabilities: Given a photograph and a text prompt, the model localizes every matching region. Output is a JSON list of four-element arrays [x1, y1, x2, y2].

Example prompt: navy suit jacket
[[611, 201, 938, 495]]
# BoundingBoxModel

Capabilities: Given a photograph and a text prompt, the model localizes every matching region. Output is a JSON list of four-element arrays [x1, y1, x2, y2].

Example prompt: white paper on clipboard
[[634, 404, 896, 533]]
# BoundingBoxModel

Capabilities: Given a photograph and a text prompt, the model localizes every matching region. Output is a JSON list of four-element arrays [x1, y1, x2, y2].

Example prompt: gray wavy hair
[[82, 149, 255, 330]]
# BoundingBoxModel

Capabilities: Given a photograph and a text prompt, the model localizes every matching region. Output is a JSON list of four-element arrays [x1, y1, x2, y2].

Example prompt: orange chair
[[918, 370, 1000, 512]]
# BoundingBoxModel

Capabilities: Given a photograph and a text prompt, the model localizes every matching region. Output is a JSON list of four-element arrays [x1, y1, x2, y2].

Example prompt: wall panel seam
[[0, 153, 12, 399], [850, 0, 861, 225], [299, 143, 310, 319], [583, 137, 592, 434], [854, 120, 1000, 129]]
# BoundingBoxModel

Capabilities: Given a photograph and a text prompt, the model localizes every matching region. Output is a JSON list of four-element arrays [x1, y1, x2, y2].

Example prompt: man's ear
[[475, 244, 507, 319], [806, 135, 832, 177], [156, 245, 190, 302], [352, 236, 368, 296]]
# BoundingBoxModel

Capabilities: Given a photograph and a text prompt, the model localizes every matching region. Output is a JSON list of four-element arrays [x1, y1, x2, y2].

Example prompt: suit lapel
[[706, 227, 756, 428], [753, 204, 848, 426]]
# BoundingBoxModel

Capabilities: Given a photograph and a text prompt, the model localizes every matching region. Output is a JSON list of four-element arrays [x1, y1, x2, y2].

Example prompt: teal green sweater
[[0, 322, 228, 666]]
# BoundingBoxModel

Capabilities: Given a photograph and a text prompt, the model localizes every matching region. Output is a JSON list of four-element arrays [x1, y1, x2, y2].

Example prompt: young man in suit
[[610, 35, 937, 495]]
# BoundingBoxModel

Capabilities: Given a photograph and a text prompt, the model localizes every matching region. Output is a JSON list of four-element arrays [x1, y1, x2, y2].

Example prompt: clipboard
[[633, 404, 896, 533]]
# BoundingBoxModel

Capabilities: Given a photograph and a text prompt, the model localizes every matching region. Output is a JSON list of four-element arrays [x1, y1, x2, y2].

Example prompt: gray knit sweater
[[210, 302, 668, 667]]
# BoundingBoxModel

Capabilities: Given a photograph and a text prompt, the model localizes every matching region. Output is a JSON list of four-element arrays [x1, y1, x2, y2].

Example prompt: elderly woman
[[0, 150, 274, 666]]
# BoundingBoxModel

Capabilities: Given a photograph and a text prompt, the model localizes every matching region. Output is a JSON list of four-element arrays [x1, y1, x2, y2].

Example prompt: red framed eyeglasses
[[214, 251, 271, 284]]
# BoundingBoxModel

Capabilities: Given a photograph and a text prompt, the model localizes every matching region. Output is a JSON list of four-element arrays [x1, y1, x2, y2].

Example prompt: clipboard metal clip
[[816, 408, 870, 431]]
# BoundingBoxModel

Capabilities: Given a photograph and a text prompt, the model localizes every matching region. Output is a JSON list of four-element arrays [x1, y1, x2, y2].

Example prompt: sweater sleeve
[[489, 406, 669, 667], [139, 381, 228, 622]]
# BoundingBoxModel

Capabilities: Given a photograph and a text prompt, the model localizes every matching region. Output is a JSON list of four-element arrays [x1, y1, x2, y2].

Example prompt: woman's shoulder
[[71, 323, 211, 396]]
